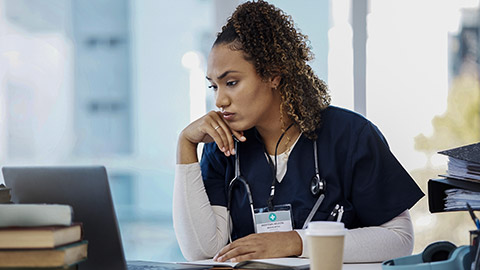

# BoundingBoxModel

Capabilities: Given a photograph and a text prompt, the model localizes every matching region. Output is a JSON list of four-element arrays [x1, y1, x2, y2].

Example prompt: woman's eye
[[208, 85, 218, 90], [226, 81, 237, 87]]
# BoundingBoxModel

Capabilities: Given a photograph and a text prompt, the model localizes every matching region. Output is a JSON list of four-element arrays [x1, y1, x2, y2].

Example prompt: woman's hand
[[213, 231, 303, 263], [177, 111, 246, 164]]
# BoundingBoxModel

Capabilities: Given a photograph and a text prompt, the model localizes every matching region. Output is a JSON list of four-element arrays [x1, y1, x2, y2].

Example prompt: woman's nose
[[215, 88, 230, 109]]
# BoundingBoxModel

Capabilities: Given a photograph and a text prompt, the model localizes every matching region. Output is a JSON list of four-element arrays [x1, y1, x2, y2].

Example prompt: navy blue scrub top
[[200, 106, 424, 240]]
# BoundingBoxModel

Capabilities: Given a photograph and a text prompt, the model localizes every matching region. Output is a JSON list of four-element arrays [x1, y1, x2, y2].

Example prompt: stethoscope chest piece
[[310, 140, 325, 197], [310, 174, 325, 197]]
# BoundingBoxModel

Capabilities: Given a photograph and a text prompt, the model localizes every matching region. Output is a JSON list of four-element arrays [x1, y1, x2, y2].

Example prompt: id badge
[[253, 204, 293, 233]]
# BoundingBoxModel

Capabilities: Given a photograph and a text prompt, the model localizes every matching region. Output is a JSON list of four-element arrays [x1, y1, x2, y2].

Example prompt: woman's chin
[[228, 122, 253, 134]]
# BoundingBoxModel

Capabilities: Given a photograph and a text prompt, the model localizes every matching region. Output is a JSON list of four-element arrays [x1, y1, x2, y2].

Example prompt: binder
[[428, 178, 480, 213], [438, 142, 480, 182], [429, 142, 480, 213], [438, 142, 480, 164]]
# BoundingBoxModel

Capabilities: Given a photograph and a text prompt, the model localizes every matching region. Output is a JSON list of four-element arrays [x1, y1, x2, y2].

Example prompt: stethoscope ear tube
[[228, 176, 254, 208], [227, 138, 257, 242]]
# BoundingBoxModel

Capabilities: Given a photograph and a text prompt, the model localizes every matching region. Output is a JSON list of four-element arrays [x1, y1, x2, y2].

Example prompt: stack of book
[[0, 203, 88, 269], [428, 142, 480, 213]]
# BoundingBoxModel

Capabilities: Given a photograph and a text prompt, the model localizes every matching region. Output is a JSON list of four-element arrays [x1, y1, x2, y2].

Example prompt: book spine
[[0, 205, 73, 227]]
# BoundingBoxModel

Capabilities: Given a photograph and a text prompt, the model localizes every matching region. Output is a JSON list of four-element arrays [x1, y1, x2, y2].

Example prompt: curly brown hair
[[214, 0, 331, 140]]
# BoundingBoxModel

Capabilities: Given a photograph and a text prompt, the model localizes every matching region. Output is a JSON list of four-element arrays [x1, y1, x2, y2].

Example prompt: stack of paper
[[444, 189, 480, 211]]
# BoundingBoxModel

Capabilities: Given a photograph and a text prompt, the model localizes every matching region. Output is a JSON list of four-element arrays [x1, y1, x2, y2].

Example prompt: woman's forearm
[[343, 210, 414, 262], [296, 210, 413, 262], [173, 163, 229, 261]]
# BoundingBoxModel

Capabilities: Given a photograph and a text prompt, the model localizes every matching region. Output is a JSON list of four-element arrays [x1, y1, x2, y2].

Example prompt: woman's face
[[206, 44, 281, 132]]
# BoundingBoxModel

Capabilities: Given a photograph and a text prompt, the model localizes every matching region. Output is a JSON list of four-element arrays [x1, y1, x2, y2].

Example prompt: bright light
[[459, 0, 480, 8], [181, 51, 201, 69], [182, 51, 207, 124], [328, 0, 354, 110]]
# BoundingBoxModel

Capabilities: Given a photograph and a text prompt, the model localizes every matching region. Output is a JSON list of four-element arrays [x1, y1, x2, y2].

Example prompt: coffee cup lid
[[305, 221, 346, 236]]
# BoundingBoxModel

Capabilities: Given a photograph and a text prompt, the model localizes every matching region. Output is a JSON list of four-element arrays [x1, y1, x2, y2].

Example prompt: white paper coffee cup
[[306, 221, 346, 270]]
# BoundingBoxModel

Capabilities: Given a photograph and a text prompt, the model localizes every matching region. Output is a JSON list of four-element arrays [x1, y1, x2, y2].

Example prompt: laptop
[[2, 166, 208, 270]]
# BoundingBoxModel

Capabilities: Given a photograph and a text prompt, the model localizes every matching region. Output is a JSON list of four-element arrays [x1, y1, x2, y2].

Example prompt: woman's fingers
[[182, 110, 246, 157], [214, 241, 249, 262], [214, 235, 260, 262], [215, 244, 256, 263], [213, 232, 302, 263], [232, 130, 246, 144], [211, 111, 245, 156], [209, 111, 234, 156], [179, 110, 246, 163]]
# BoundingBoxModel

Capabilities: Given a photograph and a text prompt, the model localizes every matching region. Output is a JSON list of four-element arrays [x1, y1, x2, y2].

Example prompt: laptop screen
[[2, 166, 127, 270]]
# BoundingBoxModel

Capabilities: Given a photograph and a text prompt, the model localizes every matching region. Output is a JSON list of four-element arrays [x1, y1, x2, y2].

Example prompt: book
[[0, 223, 82, 249], [0, 240, 87, 268], [183, 258, 310, 269], [0, 265, 78, 270], [0, 204, 73, 227], [0, 184, 11, 204]]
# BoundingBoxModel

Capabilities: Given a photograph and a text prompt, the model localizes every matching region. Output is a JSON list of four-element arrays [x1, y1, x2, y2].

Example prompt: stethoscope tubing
[[227, 135, 325, 237]]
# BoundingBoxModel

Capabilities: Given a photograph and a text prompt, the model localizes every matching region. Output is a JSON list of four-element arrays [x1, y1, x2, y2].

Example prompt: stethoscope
[[226, 130, 327, 242], [303, 139, 326, 229]]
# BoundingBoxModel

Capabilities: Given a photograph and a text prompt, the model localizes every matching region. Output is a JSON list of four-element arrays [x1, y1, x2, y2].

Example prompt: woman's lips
[[222, 112, 235, 121]]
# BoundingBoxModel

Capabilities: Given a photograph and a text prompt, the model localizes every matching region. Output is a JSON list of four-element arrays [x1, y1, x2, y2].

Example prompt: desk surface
[[128, 260, 382, 270], [127, 259, 382, 270], [343, 263, 382, 270]]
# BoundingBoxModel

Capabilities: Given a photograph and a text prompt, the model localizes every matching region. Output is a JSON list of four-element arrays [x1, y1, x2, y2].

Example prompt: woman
[[173, 0, 424, 263]]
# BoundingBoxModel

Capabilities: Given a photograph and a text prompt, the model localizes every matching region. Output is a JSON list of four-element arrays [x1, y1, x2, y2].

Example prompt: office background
[[0, 0, 479, 262]]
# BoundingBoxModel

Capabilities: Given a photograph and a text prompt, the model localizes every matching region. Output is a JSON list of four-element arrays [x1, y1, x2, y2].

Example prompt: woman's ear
[[270, 76, 281, 89]]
